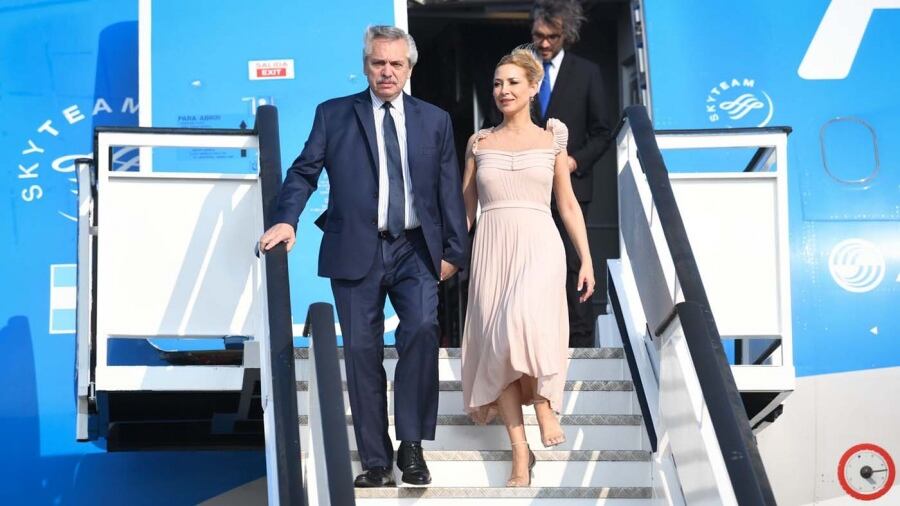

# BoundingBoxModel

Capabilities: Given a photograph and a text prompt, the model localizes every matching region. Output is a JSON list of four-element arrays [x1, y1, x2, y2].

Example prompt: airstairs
[[297, 339, 653, 504], [77, 105, 792, 505], [293, 106, 793, 505]]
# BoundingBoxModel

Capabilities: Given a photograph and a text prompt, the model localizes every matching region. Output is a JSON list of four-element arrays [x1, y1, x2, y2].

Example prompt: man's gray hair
[[363, 25, 419, 68], [531, 0, 587, 45]]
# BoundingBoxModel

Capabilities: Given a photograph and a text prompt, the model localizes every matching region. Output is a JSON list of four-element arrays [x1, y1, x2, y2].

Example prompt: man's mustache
[[377, 78, 397, 85]]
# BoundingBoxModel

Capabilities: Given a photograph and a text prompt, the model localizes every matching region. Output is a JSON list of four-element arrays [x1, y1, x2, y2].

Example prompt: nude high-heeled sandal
[[507, 440, 536, 487]]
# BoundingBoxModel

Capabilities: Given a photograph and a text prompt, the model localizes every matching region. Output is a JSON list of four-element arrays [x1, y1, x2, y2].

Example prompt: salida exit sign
[[248, 59, 295, 80]]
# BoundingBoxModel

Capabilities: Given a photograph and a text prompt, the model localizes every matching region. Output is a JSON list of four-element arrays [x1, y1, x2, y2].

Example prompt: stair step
[[299, 415, 645, 451], [355, 498, 649, 505], [342, 451, 652, 488], [295, 348, 625, 360], [349, 461, 650, 487], [346, 449, 650, 461], [296, 380, 633, 392], [295, 347, 627, 381], [301, 426, 643, 452], [297, 390, 635, 416], [299, 414, 642, 426], [305, 450, 651, 461], [355, 486, 652, 499]]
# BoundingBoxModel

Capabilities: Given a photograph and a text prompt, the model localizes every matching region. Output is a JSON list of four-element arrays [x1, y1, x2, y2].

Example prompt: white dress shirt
[[370, 90, 420, 231], [547, 49, 565, 91]]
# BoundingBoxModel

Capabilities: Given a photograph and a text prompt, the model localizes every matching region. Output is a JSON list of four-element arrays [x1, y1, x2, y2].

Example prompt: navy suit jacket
[[273, 90, 469, 281]]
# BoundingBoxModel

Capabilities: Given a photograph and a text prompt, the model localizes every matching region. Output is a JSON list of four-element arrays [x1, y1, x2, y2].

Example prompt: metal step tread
[[296, 380, 633, 392], [349, 450, 650, 461], [298, 414, 642, 426], [354, 486, 652, 499], [295, 347, 624, 360]]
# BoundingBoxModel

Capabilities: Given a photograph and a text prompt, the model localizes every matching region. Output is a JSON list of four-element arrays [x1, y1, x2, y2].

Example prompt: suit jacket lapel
[[403, 93, 424, 194], [546, 53, 574, 118], [353, 91, 379, 179]]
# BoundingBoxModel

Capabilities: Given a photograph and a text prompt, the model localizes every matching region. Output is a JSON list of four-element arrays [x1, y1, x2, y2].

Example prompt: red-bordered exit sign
[[248, 59, 295, 80]]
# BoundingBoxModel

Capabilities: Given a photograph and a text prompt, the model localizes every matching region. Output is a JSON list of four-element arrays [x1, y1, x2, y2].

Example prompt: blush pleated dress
[[462, 119, 570, 424]]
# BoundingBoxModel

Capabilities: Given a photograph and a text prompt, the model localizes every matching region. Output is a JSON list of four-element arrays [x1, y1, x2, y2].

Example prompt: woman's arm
[[552, 149, 595, 302], [462, 134, 479, 231]]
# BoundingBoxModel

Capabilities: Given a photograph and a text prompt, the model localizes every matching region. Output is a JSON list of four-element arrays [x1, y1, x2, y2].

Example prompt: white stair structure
[[76, 106, 788, 505], [76, 108, 305, 505], [297, 347, 655, 505]]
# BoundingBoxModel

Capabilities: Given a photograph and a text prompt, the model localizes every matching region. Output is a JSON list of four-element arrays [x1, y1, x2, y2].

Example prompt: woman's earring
[[530, 95, 535, 102]]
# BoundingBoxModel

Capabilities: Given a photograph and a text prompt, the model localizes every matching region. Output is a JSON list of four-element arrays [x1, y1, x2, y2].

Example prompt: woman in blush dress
[[460, 47, 595, 487]]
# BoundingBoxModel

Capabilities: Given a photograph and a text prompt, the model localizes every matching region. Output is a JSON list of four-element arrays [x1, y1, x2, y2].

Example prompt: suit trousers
[[331, 228, 440, 469], [552, 203, 597, 348]]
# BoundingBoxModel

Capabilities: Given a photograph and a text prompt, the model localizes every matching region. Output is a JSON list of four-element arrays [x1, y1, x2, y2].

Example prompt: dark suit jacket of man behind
[[539, 51, 611, 348], [536, 51, 610, 203], [271, 90, 469, 472]]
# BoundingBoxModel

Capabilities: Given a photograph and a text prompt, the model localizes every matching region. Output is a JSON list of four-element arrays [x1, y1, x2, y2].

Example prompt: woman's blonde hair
[[496, 45, 543, 85]]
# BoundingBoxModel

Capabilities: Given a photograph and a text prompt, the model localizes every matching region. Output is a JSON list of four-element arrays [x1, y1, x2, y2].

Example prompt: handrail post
[[305, 303, 356, 506], [607, 274, 657, 452]]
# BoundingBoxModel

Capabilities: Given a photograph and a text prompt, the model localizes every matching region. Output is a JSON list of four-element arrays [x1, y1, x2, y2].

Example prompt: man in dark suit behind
[[532, 0, 612, 347], [260, 26, 468, 487]]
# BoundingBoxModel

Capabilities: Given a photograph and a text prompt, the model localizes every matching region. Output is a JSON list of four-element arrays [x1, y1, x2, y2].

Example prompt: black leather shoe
[[397, 441, 431, 485], [353, 466, 396, 488]]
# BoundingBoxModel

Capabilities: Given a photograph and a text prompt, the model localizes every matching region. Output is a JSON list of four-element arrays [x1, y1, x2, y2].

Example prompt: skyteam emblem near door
[[704, 78, 774, 128]]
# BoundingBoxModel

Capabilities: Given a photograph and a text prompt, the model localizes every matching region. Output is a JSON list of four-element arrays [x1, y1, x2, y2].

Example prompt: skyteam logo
[[828, 238, 886, 293], [14, 97, 139, 222], [704, 78, 774, 128]]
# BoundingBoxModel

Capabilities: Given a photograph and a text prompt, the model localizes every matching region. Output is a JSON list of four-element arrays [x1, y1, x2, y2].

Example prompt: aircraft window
[[819, 117, 880, 186]]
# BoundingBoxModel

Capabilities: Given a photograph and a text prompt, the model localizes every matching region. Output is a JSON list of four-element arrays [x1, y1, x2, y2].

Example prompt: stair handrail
[[256, 105, 305, 505], [616, 105, 776, 505]]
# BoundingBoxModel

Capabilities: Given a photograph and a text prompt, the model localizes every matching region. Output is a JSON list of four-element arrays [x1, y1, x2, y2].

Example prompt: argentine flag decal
[[49, 264, 77, 334]]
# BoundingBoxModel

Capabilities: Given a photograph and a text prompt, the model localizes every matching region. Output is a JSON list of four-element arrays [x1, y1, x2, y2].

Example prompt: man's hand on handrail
[[260, 223, 296, 253]]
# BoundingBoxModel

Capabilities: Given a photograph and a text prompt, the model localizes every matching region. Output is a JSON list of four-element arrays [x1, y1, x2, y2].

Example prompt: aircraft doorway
[[408, 1, 639, 347]]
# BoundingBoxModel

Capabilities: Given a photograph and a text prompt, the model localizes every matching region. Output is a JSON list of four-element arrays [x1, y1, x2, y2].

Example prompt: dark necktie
[[382, 101, 405, 238]]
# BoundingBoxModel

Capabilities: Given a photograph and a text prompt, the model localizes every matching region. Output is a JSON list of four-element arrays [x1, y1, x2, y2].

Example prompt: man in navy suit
[[260, 26, 468, 487]]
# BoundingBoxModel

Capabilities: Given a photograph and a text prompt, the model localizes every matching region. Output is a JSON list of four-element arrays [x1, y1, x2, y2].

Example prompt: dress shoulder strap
[[545, 118, 569, 154], [471, 128, 494, 155]]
